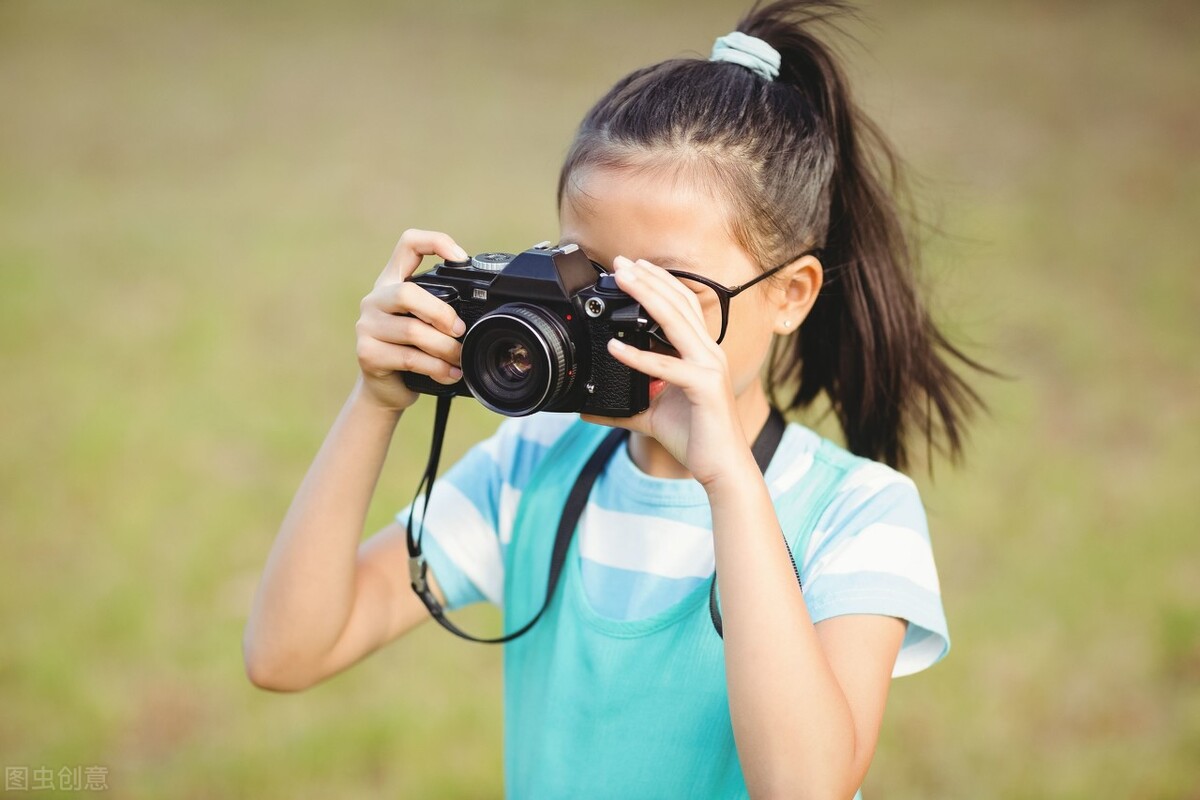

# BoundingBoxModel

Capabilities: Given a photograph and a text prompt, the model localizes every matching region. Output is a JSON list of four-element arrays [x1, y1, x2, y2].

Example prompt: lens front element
[[496, 343, 533, 382]]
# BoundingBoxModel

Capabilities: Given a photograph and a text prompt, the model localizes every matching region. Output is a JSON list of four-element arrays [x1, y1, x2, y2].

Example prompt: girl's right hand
[[354, 229, 470, 412]]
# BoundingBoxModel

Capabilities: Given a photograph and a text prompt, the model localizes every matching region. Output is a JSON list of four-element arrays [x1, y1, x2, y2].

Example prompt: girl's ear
[[772, 254, 823, 335]]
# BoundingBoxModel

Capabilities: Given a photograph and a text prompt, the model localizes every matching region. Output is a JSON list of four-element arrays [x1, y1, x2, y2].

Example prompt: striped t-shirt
[[399, 412, 949, 677]]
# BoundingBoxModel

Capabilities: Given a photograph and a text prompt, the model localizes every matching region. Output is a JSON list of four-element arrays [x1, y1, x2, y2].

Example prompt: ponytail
[[561, 0, 991, 471], [744, 1, 990, 469]]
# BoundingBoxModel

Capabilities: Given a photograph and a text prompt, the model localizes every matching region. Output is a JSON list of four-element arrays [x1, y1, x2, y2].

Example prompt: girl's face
[[559, 165, 798, 402]]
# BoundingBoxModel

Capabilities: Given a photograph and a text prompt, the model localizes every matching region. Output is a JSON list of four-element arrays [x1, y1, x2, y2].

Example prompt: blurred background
[[1, 0, 1197, 797]]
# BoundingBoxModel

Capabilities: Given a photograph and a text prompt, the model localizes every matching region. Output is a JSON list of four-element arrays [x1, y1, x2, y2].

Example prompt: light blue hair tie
[[709, 31, 781, 82]]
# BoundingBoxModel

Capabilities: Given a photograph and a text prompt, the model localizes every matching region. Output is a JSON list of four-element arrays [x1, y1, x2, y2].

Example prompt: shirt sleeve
[[800, 461, 951, 678], [396, 412, 578, 611]]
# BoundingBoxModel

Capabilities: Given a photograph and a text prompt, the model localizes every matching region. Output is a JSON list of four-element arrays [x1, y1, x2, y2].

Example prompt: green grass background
[[1, 0, 1197, 797]]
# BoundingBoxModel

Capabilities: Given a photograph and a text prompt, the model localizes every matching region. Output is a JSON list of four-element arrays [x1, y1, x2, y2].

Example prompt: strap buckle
[[408, 555, 428, 594]]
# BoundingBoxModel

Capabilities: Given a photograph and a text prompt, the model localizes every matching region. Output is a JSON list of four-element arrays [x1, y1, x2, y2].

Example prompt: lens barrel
[[461, 304, 576, 416]]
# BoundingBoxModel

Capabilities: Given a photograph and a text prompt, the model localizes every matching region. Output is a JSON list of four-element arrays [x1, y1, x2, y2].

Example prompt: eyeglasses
[[651, 248, 820, 346]]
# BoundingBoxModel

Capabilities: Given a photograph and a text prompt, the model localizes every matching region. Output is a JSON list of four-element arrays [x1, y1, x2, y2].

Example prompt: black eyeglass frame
[[652, 247, 821, 346]]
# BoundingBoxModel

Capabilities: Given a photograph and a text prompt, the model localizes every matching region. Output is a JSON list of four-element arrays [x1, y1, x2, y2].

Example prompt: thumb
[[580, 411, 650, 438]]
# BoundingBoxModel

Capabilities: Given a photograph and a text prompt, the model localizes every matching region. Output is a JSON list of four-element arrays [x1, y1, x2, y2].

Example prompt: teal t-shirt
[[401, 414, 950, 797]]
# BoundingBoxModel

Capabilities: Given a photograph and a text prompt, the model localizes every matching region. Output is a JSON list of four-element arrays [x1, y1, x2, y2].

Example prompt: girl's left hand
[[580, 256, 749, 487]]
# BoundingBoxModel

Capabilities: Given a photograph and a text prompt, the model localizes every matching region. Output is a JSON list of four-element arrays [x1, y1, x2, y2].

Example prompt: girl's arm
[[705, 462, 905, 799], [243, 230, 468, 691], [588, 256, 904, 798], [242, 381, 450, 691]]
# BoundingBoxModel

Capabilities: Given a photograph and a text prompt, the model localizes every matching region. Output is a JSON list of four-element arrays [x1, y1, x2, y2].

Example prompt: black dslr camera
[[400, 241, 656, 417]]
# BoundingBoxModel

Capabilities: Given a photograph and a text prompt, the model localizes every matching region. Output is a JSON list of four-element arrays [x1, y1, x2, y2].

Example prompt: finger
[[607, 337, 718, 389], [613, 260, 711, 357], [377, 228, 469, 286], [359, 307, 463, 364], [357, 338, 464, 385], [633, 258, 706, 322], [630, 259, 710, 342], [615, 257, 710, 345], [364, 281, 466, 338]]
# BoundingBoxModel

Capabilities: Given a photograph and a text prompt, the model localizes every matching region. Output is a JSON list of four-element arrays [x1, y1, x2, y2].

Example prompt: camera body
[[400, 242, 654, 417]]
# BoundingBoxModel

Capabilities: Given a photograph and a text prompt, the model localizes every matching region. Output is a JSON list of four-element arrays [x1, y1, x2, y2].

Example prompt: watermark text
[[4, 766, 108, 792]]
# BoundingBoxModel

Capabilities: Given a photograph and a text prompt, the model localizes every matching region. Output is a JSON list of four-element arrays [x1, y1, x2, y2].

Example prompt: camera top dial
[[470, 252, 516, 272]]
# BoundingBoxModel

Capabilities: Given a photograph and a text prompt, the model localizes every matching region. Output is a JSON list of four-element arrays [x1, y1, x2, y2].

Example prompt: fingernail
[[449, 367, 463, 379], [608, 337, 627, 350], [452, 246, 469, 261], [452, 319, 467, 336], [614, 255, 634, 270]]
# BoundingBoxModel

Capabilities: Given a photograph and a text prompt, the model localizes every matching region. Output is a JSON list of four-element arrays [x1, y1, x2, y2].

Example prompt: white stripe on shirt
[[806, 522, 941, 593], [419, 482, 506, 605], [578, 505, 715, 580]]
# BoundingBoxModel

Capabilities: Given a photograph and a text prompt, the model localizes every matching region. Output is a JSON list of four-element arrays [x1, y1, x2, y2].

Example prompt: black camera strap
[[708, 405, 794, 638], [407, 397, 789, 643], [406, 394, 628, 644]]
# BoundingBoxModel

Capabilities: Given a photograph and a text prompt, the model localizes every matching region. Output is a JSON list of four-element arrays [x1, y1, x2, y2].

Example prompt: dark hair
[[558, 0, 989, 471]]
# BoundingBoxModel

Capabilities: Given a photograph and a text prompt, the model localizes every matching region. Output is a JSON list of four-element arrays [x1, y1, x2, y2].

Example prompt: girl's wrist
[[350, 376, 409, 421], [699, 448, 760, 498]]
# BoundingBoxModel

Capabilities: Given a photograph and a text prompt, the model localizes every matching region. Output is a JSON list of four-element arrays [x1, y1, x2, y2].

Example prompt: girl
[[244, 1, 985, 797]]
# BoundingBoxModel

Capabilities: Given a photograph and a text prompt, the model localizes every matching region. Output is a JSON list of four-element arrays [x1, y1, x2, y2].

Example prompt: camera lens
[[461, 304, 576, 416]]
